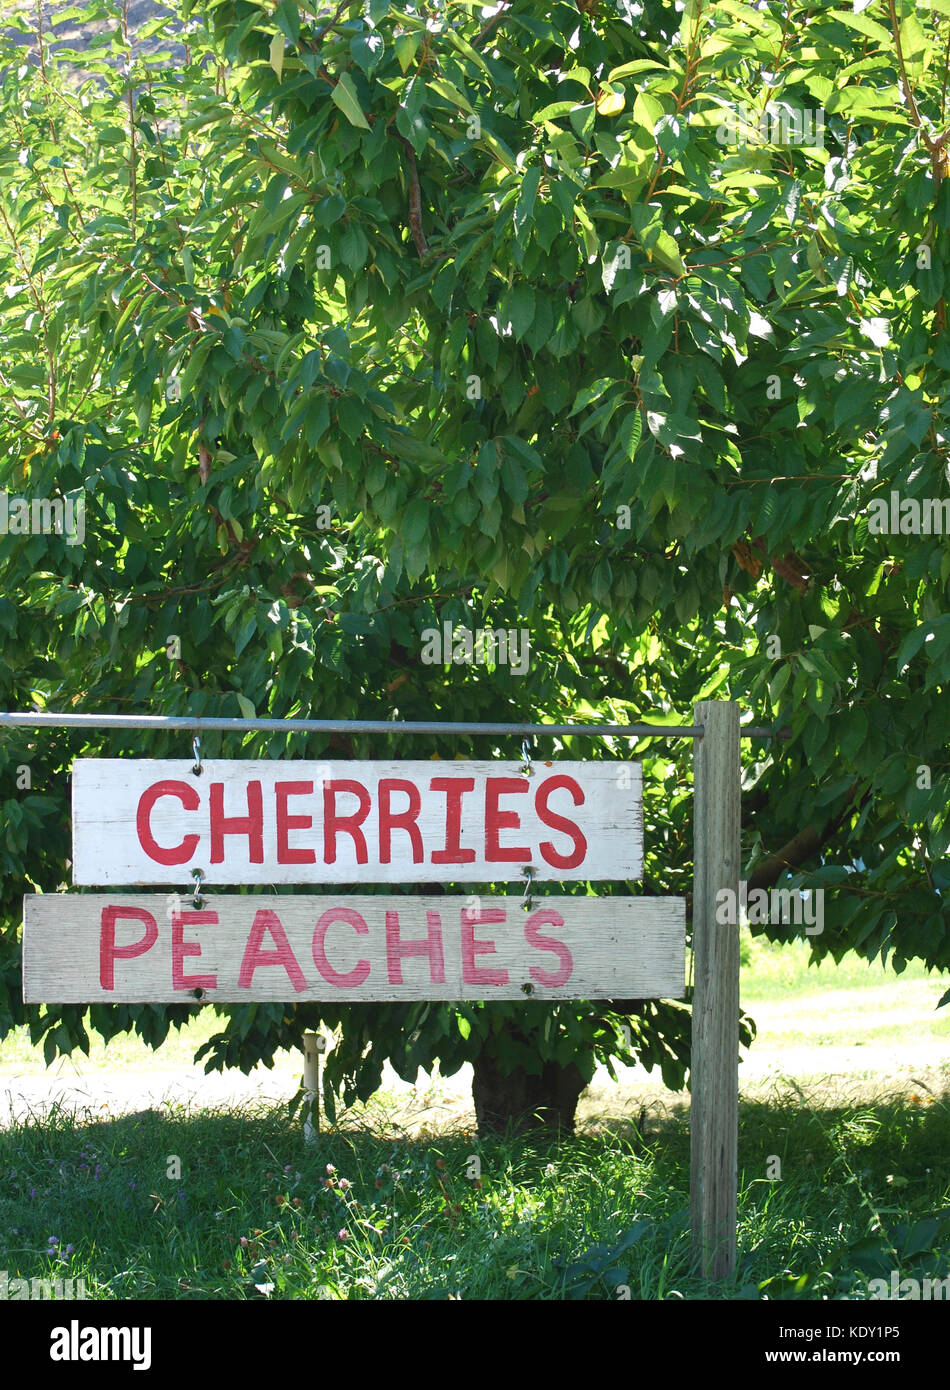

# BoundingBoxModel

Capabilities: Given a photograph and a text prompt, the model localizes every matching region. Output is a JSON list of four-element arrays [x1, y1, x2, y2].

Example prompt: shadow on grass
[[0, 1079, 948, 1299]]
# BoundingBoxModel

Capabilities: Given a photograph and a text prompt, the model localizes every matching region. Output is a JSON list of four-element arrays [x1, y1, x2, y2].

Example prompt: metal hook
[[192, 735, 202, 776], [521, 864, 534, 912], [192, 868, 204, 910], [520, 736, 534, 777]]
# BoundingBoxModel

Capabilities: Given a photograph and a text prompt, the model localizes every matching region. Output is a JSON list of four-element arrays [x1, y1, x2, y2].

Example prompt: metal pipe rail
[[0, 711, 789, 738]]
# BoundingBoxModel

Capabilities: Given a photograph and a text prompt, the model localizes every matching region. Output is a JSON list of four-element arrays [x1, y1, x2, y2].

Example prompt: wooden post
[[690, 700, 740, 1280], [302, 1033, 323, 1146]]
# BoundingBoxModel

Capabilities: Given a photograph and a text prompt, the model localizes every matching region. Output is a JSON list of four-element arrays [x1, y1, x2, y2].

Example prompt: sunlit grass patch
[[1, 1079, 948, 1300]]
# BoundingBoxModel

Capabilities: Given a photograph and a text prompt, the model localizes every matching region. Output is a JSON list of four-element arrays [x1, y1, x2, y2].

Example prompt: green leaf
[[569, 378, 618, 417], [234, 612, 257, 657], [479, 128, 517, 174], [331, 73, 371, 131], [500, 454, 528, 504], [606, 60, 667, 81], [274, 0, 299, 42], [505, 284, 536, 341], [351, 34, 384, 76], [269, 33, 285, 81], [630, 205, 685, 277], [633, 91, 665, 136], [535, 100, 579, 124], [898, 14, 928, 77], [514, 166, 541, 242], [394, 32, 419, 72], [428, 76, 474, 115], [403, 498, 429, 547], [827, 9, 893, 46], [612, 409, 642, 463]]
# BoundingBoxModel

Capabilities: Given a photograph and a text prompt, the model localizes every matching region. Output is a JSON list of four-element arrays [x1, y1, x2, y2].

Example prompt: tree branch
[[746, 784, 868, 892], [399, 135, 428, 258], [473, 3, 510, 48]]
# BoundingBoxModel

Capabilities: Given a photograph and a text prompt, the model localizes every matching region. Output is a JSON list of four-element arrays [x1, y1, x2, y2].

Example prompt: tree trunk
[[471, 1047, 586, 1137]]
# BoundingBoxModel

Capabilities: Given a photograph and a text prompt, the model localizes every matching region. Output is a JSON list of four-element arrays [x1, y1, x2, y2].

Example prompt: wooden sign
[[19, 699, 743, 1280], [71, 760, 643, 886], [22, 893, 684, 1003]]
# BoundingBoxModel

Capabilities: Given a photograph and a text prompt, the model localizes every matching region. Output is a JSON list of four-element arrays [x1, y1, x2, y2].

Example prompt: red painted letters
[[100, 905, 158, 989], [312, 906, 371, 987], [171, 909, 218, 990], [238, 909, 307, 992], [535, 776, 587, 869], [136, 781, 200, 865]]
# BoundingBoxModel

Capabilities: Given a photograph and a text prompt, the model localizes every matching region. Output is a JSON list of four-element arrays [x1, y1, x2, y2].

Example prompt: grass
[[1, 1075, 949, 1300], [0, 1007, 227, 1074], [739, 927, 950, 1051], [740, 926, 947, 1002]]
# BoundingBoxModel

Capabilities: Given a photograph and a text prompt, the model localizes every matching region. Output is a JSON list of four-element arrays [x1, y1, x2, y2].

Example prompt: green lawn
[[1, 1081, 949, 1299], [741, 926, 945, 1000], [0, 1006, 228, 1074], [740, 928, 950, 1051]]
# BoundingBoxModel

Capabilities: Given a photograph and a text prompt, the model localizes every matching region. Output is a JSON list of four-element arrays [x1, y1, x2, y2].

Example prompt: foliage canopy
[[0, 0, 948, 1114]]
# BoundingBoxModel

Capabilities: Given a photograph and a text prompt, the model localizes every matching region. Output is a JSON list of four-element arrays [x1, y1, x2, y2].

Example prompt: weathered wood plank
[[23, 893, 685, 1003], [690, 700, 740, 1280], [71, 759, 643, 885]]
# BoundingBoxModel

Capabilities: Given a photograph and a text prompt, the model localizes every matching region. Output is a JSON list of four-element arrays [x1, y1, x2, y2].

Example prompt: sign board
[[22, 893, 685, 1003], [71, 760, 643, 886], [19, 699, 742, 1279]]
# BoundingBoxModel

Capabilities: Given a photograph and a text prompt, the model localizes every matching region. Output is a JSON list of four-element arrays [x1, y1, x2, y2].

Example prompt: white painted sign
[[71, 760, 642, 886], [22, 894, 685, 1003]]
